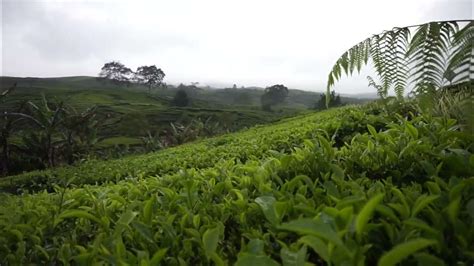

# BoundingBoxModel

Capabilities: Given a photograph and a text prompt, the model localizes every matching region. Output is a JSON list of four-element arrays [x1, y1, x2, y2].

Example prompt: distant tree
[[98, 61, 133, 85], [233, 84, 237, 89], [261, 84, 289, 111], [134, 65, 165, 92], [315, 90, 342, 110], [173, 89, 189, 107]]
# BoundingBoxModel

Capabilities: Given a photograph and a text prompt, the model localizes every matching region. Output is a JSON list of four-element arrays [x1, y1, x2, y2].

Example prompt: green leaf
[[131, 221, 154, 243], [298, 235, 329, 262], [405, 122, 419, 139], [279, 218, 344, 248], [411, 195, 439, 217], [117, 210, 138, 226], [202, 227, 220, 257], [378, 238, 437, 266], [281, 246, 306, 266], [114, 210, 138, 236], [56, 210, 103, 226], [255, 196, 280, 225], [143, 197, 154, 225], [246, 239, 265, 255], [414, 252, 445, 266], [235, 253, 279, 266], [447, 196, 461, 224], [356, 193, 384, 236], [367, 124, 378, 137], [150, 248, 168, 265]]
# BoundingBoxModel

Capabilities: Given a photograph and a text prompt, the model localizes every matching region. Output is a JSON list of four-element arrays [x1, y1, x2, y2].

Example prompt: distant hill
[[1, 76, 373, 109], [1, 76, 372, 148]]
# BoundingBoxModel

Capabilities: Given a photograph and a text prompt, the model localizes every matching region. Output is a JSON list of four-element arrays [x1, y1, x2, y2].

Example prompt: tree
[[21, 96, 67, 168], [173, 89, 189, 107], [0, 83, 24, 175], [261, 84, 289, 111], [326, 20, 473, 107], [134, 65, 165, 92], [315, 90, 342, 110], [98, 61, 133, 85], [60, 105, 101, 164]]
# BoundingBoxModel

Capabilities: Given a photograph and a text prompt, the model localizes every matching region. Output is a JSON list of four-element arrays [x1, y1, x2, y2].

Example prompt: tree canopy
[[98, 61, 133, 85], [173, 89, 189, 107], [134, 65, 165, 91], [315, 90, 342, 110], [261, 84, 289, 111]]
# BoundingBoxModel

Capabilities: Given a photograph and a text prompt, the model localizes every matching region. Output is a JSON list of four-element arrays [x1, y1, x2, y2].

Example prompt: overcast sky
[[1, 0, 472, 93]]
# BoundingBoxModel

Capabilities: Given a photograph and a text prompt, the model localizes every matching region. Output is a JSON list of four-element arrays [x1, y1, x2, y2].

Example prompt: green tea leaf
[[150, 248, 168, 265], [255, 196, 280, 225], [414, 252, 445, 266], [367, 124, 378, 137], [57, 210, 103, 226], [235, 253, 279, 266], [447, 196, 461, 224], [378, 238, 436, 266], [298, 235, 329, 262], [411, 195, 439, 217], [279, 218, 343, 248], [117, 210, 138, 226], [202, 227, 220, 256], [281, 246, 306, 266], [356, 193, 384, 236], [143, 197, 154, 225], [405, 122, 418, 139], [246, 239, 265, 255]]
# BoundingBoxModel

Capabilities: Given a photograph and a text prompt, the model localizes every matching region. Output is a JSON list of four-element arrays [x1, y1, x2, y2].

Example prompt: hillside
[[0, 76, 369, 108], [0, 100, 472, 265], [0, 76, 317, 147], [0, 76, 370, 148]]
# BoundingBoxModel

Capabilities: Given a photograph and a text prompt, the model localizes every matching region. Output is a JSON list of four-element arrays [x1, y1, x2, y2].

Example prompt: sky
[[1, 0, 472, 93]]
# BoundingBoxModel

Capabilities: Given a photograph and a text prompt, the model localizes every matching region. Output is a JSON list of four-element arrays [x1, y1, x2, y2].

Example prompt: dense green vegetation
[[1, 76, 367, 175], [0, 20, 472, 265], [0, 96, 472, 264]]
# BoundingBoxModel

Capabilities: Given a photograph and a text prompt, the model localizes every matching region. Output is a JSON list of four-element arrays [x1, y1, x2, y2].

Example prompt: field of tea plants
[[0, 101, 473, 265]]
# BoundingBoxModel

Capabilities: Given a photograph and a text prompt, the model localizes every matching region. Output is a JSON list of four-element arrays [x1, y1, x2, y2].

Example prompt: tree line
[[98, 61, 165, 92]]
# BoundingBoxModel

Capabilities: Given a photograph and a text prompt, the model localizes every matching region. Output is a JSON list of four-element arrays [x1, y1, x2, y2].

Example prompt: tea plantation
[[0, 101, 473, 265]]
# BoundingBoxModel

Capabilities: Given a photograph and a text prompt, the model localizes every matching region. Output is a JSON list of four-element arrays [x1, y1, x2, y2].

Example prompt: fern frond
[[447, 21, 473, 84], [367, 76, 386, 98], [325, 20, 472, 106]]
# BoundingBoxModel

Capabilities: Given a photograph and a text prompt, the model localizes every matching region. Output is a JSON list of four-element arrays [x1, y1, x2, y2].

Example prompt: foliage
[[140, 131, 163, 153], [99, 61, 133, 85], [315, 90, 342, 110], [326, 20, 473, 105], [173, 89, 190, 107], [0, 94, 104, 175], [133, 65, 165, 92], [261, 84, 289, 111], [0, 101, 472, 265]]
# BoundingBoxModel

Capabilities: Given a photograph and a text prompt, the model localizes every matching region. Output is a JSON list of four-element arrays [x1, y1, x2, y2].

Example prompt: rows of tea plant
[[0, 102, 473, 265], [0, 106, 388, 194]]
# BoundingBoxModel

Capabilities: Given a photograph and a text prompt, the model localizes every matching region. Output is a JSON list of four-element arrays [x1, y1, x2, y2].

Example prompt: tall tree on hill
[[98, 61, 133, 85], [134, 65, 165, 92], [173, 89, 189, 107], [261, 84, 289, 111], [315, 90, 342, 110]]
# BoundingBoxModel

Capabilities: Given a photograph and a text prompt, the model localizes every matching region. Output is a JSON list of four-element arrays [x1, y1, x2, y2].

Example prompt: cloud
[[1, 0, 472, 93]]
